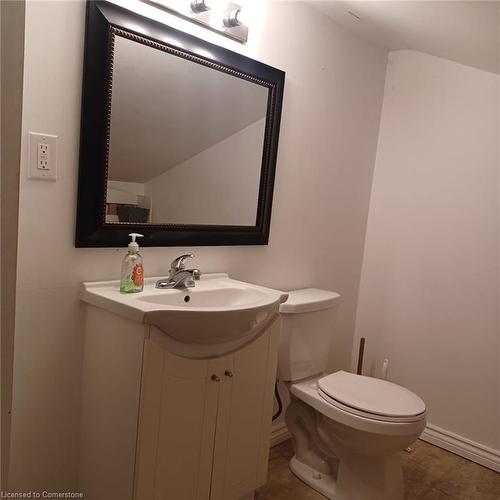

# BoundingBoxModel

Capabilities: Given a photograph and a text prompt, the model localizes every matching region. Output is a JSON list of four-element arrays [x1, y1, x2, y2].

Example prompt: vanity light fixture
[[144, 0, 249, 43]]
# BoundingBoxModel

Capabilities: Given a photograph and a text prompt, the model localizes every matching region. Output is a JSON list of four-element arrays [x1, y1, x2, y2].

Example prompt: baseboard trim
[[421, 424, 500, 472], [270, 422, 290, 447]]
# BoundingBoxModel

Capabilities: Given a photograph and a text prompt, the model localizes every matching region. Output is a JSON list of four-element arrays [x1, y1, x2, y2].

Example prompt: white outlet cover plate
[[28, 132, 58, 181]]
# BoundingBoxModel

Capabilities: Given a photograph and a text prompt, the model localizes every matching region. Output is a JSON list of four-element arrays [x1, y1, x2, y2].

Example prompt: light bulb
[[223, 7, 246, 27], [235, 7, 248, 26], [191, 0, 210, 14]]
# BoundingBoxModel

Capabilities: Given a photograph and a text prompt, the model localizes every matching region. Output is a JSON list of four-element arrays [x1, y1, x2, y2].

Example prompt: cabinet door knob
[[224, 369, 234, 378], [211, 374, 221, 382]]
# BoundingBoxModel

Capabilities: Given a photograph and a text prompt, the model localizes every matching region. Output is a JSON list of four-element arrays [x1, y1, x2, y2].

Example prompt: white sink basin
[[138, 286, 268, 308], [80, 273, 288, 358]]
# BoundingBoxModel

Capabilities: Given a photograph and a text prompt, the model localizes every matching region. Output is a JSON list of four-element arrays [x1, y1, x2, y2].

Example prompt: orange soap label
[[132, 264, 144, 287]]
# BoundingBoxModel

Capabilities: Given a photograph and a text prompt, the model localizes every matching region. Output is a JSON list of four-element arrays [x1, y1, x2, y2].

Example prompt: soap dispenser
[[120, 233, 144, 293]]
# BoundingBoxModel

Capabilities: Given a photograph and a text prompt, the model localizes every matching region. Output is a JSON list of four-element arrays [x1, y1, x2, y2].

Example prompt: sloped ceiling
[[310, 1, 499, 74]]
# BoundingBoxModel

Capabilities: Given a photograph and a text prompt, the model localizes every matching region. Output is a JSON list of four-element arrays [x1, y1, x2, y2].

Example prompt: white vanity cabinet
[[78, 304, 281, 500], [135, 325, 279, 500]]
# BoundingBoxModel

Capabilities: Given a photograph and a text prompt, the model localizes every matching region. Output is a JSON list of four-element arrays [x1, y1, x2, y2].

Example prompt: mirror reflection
[[106, 35, 269, 226]]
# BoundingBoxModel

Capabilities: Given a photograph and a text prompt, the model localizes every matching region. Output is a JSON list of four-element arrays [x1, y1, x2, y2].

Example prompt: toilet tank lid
[[279, 288, 340, 314]]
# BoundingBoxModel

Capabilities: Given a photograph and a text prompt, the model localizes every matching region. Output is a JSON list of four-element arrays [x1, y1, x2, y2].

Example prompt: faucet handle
[[171, 253, 195, 271]]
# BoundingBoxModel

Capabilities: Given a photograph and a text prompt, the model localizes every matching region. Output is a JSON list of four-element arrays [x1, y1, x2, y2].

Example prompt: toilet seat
[[318, 390, 425, 423], [317, 371, 426, 423], [318, 371, 426, 418], [290, 376, 427, 436]]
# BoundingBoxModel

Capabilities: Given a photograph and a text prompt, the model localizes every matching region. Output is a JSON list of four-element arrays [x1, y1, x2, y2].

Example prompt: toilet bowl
[[278, 289, 427, 500]]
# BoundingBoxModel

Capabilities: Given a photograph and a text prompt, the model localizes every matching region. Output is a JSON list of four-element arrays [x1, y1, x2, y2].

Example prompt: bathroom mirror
[[76, 1, 285, 247]]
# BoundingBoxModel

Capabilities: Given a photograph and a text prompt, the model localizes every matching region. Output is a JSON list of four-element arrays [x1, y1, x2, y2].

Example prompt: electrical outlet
[[29, 132, 57, 180], [38, 143, 49, 170]]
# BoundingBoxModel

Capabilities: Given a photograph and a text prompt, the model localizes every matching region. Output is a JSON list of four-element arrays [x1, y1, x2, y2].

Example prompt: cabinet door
[[210, 320, 281, 500], [135, 328, 221, 500]]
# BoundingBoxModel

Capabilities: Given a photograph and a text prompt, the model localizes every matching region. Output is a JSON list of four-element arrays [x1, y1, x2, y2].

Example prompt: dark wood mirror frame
[[76, 1, 285, 248]]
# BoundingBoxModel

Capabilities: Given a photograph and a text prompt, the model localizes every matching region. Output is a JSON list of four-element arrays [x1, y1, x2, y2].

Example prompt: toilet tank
[[278, 289, 341, 382]]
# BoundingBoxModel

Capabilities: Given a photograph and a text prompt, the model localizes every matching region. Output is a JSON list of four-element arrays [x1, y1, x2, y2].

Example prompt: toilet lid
[[318, 371, 426, 418]]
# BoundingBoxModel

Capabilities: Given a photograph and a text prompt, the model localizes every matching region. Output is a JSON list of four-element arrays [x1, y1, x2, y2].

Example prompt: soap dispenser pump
[[120, 233, 144, 293]]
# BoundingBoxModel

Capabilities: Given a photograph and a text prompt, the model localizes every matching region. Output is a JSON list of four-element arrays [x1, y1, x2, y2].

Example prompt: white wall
[[9, 0, 387, 491], [145, 119, 265, 225], [1, 0, 25, 488], [355, 50, 499, 452]]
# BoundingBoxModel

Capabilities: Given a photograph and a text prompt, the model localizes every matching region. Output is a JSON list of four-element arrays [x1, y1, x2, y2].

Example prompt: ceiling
[[108, 34, 268, 183], [310, 1, 500, 74]]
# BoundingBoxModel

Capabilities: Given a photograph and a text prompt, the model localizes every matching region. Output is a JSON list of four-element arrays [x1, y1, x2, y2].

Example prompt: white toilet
[[278, 289, 427, 500]]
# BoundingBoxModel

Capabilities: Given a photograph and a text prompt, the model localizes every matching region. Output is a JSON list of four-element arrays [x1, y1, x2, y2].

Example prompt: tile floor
[[256, 439, 500, 500]]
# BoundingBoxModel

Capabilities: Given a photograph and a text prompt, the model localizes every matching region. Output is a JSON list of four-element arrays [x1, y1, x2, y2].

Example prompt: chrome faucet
[[155, 254, 201, 289]]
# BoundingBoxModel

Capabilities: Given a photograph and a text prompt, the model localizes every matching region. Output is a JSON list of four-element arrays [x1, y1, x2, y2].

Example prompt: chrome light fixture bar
[[144, 0, 249, 44]]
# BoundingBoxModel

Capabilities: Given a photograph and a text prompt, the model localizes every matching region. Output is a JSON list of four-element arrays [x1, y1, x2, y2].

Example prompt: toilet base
[[290, 456, 336, 499], [290, 452, 404, 500], [333, 449, 404, 500], [285, 392, 422, 500]]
